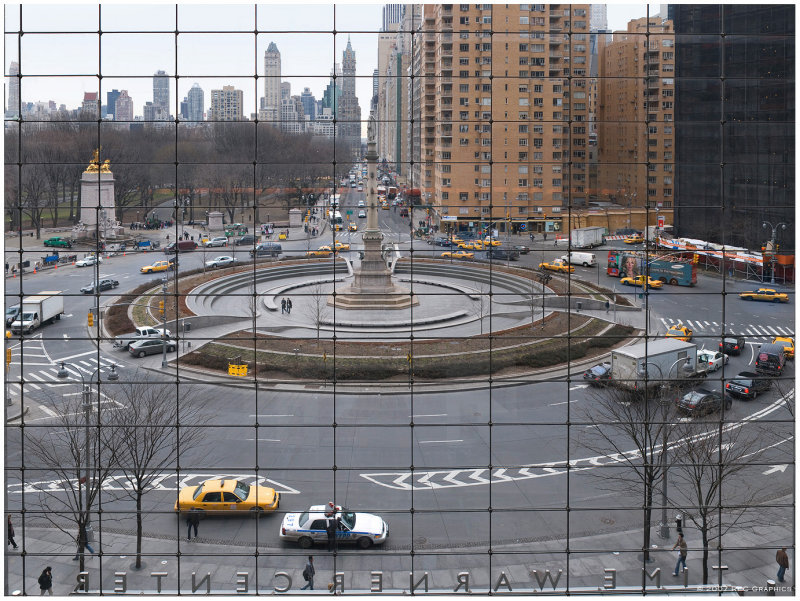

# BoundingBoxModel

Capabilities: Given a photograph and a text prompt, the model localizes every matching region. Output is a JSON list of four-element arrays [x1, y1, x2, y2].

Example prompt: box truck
[[10, 291, 64, 334], [570, 226, 605, 248], [610, 338, 699, 391]]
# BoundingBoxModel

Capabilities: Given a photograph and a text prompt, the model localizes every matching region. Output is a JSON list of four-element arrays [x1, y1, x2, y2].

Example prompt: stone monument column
[[331, 113, 417, 309], [77, 150, 120, 239]]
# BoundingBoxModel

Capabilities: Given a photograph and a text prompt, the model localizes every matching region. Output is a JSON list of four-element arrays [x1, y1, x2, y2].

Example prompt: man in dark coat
[[187, 511, 200, 540], [8, 515, 17, 549], [777, 547, 790, 582], [38, 566, 53, 595], [326, 515, 338, 553]]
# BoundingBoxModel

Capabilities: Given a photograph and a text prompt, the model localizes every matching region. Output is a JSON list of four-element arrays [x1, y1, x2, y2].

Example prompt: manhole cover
[[601, 517, 615, 525], [415, 537, 428, 545]]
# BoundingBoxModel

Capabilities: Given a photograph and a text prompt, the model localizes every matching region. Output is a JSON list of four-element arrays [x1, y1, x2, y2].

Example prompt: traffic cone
[[33, 267, 36, 274]]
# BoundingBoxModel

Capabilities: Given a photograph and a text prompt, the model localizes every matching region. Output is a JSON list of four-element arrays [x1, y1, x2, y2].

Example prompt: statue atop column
[[368, 113, 377, 144]]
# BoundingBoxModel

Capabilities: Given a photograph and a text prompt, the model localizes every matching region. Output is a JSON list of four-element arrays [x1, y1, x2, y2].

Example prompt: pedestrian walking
[[301, 556, 315, 590], [72, 525, 95, 560], [38, 566, 53, 595], [186, 511, 200, 540], [286, 298, 293, 315], [8, 515, 18, 549], [777, 547, 790, 582], [672, 533, 687, 576], [529, 233, 534, 241], [166, 234, 170, 242], [281, 298, 287, 314], [326, 514, 338, 553], [543, 232, 547, 241]]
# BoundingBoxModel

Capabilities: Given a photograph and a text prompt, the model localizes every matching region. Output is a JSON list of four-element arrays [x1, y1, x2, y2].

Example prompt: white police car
[[279, 505, 388, 549]]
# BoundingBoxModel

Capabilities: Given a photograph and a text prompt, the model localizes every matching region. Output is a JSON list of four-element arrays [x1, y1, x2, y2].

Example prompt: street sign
[[657, 215, 665, 228], [346, 210, 353, 215]]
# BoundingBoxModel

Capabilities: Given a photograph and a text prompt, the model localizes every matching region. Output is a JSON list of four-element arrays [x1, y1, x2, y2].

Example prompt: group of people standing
[[281, 298, 293, 314]]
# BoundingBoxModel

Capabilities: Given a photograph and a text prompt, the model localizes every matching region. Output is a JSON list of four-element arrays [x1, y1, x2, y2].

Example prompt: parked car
[[43, 237, 72, 248], [205, 256, 239, 269], [725, 371, 772, 400], [675, 388, 732, 416], [5, 305, 20, 327], [75, 255, 102, 268], [583, 362, 612, 386], [280, 505, 388, 549], [204, 237, 228, 247], [174, 478, 279, 516], [719, 336, 745, 356], [80, 278, 119, 294], [128, 338, 177, 358], [234, 235, 257, 246]]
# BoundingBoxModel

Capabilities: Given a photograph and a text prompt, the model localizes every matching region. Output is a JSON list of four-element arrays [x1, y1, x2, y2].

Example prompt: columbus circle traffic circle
[[111, 256, 636, 382]]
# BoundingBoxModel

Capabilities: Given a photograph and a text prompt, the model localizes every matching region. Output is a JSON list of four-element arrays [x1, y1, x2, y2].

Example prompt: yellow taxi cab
[[539, 259, 575, 274], [441, 250, 474, 260], [334, 241, 350, 251], [381, 202, 390, 210], [665, 324, 693, 342], [484, 239, 502, 247], [140, 260, 173, 274], [334, 223, 342, 231], [348, 223, 358, 232], [306, 248, 333, 258], [738, 288, 789, 303], [278, 232, 288, 240], [624, 234, 644, 244], [620, 275, 663, 289], [174, 478, 279, 517], [772, 336, 794, 359]]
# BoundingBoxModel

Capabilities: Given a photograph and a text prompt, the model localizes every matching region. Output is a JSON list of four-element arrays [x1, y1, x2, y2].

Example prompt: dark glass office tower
[[670, 4, 794, 250]]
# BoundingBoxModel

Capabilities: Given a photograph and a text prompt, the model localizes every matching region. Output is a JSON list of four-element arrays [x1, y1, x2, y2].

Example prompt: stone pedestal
[[208, 211, 224, 232], [289, 208, 303, 228], [76, 170, 122, 238]]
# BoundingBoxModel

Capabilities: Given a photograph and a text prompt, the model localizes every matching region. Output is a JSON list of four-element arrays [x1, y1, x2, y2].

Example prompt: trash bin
[[184, 322, 191, 332]]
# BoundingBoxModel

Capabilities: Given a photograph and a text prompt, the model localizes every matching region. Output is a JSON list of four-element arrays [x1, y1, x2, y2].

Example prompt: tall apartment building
[[81, 92, 100, 119], [153, 70, 170, 114], [597, 17, 675, 210], [376, 28, 398, 159], [261, 42, 281, 122], [106, 89, 121, 120], [670, 4, 794, 250], [417, 4, 590, 234], [186, 83, 204, 121], [300, 88, 316, 121], [338, 37, 363, 159], [114, 90, 134, 122], [6, 61, 20, 118], [208, 85, 244, 121], [382, 4, 403, 31]]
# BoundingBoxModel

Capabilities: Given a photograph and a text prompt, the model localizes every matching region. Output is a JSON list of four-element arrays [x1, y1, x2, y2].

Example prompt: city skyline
[[4, 3, 659, 134]]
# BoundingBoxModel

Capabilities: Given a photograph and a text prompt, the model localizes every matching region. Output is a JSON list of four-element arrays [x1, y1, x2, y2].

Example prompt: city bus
[[607, 250, 698, 286]]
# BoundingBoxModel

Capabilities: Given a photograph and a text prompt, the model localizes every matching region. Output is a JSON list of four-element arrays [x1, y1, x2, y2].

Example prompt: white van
[[561, 252, 597, 267]]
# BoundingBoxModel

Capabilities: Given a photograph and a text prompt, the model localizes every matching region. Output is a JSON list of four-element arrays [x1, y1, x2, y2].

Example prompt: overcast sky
[[5, 2, 660, 131]]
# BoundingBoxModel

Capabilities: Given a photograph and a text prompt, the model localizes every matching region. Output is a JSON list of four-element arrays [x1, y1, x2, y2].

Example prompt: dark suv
[[755, 342, 786, 376], [719, 336, 746, 356], [725, 371, 772, 400], [235, 234, 257, 246]]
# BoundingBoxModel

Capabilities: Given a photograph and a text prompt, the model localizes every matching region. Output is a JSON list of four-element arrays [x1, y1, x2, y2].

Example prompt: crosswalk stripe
[[764, 326, 780, 336], [26, 382, 41, 390], [27, 373, 46, 382], [703, 321, 711, 326]]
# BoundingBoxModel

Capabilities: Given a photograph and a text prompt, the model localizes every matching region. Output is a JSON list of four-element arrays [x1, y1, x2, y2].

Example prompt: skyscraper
[[153, 70, 170, 116], [187, 83, 204, 121], [300, 87, 316, 121], [6, 61, 20, 118], [382, 4, 402, 31], [670, 4, 794, 249], [114, 90, 134, 122], [263, 42, 281, 122], [338, 37, 362, 158], [106, 89, 121, 120]]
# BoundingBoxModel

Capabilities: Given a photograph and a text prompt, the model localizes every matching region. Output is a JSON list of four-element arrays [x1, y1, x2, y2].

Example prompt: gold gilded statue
[[84, 148, 110, 173]]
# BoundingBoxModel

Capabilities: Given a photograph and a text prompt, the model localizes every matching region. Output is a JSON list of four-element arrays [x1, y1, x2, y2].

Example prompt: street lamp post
[[56, 361, 119, 550], [637, 357, 693, 540], [762, 221, 787, 285], [161, 277, 169, 369]]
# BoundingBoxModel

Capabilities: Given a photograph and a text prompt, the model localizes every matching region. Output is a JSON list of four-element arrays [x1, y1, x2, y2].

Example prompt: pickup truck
[[724, 371, 772, 400], [113, 326, 173, 351]]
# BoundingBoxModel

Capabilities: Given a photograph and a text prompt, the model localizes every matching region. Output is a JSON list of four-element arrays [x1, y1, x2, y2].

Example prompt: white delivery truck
[[10, 291, 64, 334], [610, 338, 699, 391], [570, 226, 606, 248], [561, 252, 597, 267]]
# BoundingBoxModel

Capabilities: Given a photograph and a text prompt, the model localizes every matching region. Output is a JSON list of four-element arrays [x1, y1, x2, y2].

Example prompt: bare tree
[[668, 418, 768, 584], [100, 376, 208, 569], [579, 385, 678, 562], [24, 391, 119, 573], [304, 282, 330, 342], [474, 281, 490, 335]]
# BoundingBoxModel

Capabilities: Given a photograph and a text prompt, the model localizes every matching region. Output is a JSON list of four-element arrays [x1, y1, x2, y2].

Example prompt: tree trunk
[[701, 516, 709, 584], [136, 491, 143, 569], [643, 483, 653, 561]]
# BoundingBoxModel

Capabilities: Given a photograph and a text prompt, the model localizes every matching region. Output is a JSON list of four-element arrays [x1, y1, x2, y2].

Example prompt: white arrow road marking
[[360, 391, 794, 491], [762, 465, 789, 475], [569, 384, 589, 390]]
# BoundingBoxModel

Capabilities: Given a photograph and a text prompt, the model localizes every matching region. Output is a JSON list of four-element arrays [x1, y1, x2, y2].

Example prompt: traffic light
[[87, 312, 94, 327], [158, 300, 165, 315], [692, 254, 699, 264]]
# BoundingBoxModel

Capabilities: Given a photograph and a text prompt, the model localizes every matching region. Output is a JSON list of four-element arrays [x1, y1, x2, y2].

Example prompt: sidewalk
[[5, 514, 792, 595]]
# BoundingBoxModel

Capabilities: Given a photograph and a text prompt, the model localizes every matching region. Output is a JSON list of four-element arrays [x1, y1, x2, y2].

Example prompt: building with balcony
[[208, 85, 244, 121], [417, 4, 590, 234], [597, 17, 675, 211]]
